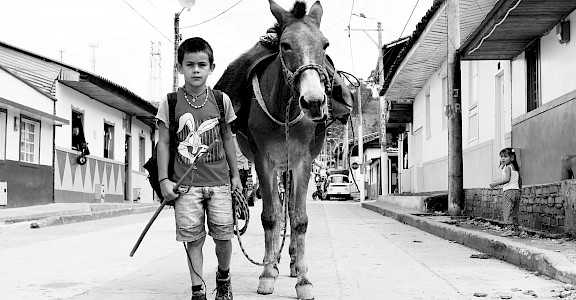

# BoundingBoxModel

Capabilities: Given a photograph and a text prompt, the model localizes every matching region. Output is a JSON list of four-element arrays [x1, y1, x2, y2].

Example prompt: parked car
[[322, 169, 352, 200]]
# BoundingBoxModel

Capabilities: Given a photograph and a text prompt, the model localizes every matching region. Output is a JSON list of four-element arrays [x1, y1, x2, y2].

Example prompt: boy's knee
[[188, 236, 206, 247]]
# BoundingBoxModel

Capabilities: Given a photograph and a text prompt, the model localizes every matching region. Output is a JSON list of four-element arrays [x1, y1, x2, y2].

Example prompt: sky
[[0, 0, 432, 102]]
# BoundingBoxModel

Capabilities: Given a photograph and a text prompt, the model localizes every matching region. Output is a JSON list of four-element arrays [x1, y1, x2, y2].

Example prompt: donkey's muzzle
[[299, 94, 327, 122]]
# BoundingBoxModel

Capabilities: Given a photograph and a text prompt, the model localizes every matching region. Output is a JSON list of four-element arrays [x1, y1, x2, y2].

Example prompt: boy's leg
[[206, 184, 234, 299], [174, 186, 208, 294], [214, 239, 232, 272], [187, 237, 206, 287]]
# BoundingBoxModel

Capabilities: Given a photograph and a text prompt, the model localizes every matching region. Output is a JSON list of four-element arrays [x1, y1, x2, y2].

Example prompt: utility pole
[[173, 12, 181, 92], [357, 86, 365, 202], [447, 0, 463, 215], [346, 14, 384, 200], [343, 121, 349, 168], [376, 21, 389, 197]]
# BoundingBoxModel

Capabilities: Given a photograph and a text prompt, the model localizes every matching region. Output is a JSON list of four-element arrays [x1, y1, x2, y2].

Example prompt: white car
[[323, 174, 352, 200]]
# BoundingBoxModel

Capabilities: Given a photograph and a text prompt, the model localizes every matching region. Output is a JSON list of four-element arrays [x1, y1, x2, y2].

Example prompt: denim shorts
[[174, 184, 234, 242]]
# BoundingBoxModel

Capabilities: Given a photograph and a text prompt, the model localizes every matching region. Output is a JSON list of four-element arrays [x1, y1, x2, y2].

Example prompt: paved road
[[0, 195, 569, 299]]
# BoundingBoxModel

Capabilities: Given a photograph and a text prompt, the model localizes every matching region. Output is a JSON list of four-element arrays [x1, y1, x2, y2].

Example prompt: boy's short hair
[[178, 37, 214, 65]]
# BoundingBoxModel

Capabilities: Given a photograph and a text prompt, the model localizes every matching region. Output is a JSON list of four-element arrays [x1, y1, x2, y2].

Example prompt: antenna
[[89, 43, 99, 73], [58, 50, 65, 62], [149, 41, 163, 102]]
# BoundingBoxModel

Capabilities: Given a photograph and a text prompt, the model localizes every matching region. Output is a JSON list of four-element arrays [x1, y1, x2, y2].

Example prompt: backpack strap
[[212, 89, 228, 134], [167, 92, 178, 177]]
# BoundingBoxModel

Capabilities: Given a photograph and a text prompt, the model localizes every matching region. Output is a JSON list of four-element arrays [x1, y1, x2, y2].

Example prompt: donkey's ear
[[269, 0, 287, 24], [308, 1, 323, 27]]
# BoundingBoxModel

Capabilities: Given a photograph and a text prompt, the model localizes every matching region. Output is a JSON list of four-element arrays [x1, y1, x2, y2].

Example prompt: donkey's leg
[[291, 162, 314, 300], [288, 172, 298, 277], [255, 158, 282, 295]]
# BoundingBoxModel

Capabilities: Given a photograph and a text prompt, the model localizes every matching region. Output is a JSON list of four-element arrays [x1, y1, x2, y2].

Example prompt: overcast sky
[[0, 0, 432, 101]]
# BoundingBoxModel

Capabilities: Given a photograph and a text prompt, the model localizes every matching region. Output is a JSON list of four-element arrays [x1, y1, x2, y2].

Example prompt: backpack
[[144, 89, 227, 204]]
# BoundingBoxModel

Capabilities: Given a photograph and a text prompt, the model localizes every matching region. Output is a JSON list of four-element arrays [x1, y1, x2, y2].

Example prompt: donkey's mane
[[291, 1, 307, 19], [270, 1, 308, 39]]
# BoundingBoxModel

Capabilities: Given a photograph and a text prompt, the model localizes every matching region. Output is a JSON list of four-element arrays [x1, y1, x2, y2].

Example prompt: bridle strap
[[252, 75, 305, 127], [280, 53, 331, 95]]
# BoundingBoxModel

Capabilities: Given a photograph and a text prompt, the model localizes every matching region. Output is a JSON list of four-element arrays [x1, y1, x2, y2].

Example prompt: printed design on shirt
[[176, 112, 223, 165]]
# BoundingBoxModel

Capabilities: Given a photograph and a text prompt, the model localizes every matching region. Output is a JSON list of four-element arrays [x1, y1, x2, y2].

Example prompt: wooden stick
[[129, 140, 219, 257]]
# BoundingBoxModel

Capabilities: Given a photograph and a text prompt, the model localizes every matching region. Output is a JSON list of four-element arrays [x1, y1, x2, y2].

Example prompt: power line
[[121, 0, 172, 43], [180, 0, 245, 29], [399, 0, 421, 38]]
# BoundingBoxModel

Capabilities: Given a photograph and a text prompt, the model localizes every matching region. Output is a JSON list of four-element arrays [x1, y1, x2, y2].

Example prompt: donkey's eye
[[281, 42, 292, 51]]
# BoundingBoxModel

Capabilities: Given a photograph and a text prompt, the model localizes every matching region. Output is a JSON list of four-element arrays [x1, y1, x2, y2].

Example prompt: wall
[[464, 180, 576, 236], [0, 68, 56, 208], [406, 59, 510, 192], [55, 83, 124, 160], [130, 118, 155, 203], [540, 12, 576, 105], [54, 147, 124, 203], [512, 95, 576, 184]]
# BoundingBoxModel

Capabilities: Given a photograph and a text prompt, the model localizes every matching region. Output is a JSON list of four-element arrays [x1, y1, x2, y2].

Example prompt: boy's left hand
[[231, 175, 242, 192]]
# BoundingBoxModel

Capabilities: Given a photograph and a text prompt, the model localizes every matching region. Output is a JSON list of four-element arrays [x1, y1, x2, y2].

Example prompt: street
[[0, 187, 569, 299]]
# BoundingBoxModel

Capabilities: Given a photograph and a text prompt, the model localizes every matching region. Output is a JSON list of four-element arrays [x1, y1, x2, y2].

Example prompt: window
[[0, 111, 6, 160], [469, 61, 478, 107], [468, 61, 479, 143], [526, 40, 540, 112], [139, 136, 145, 172], [425, 88, 431, 139], [469, 107, 479, 142], [71, 111, 86, 151], [104, 123, 114, 159], [442, 76, 447, 130], [20, 117, 40, 164]]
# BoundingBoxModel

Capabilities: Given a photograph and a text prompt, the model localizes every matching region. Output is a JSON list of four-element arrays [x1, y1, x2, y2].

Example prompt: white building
[[0, 41, 158, 207], [379, 0, 576, 193]]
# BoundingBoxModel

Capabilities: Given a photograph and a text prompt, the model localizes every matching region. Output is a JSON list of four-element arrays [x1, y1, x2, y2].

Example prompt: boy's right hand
[[160, 179, 178, 202]]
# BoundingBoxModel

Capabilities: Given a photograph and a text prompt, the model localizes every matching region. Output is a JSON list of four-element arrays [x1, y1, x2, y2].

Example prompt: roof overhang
[[61, 74, 158, 128], [0, 96, 68, 126], [381, 0, 499, 101], [460, 0, 576, 60]]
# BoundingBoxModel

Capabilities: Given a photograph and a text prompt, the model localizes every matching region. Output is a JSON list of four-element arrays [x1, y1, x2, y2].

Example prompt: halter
[[279, 52, 332, 95]]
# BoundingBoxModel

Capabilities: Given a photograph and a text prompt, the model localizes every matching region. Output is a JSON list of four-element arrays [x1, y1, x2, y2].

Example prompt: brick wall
[[464, 179, 576, 236]]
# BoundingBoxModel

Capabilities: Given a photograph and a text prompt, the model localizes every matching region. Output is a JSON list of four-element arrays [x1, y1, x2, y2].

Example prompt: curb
[[30, 205, 162, 228], [362, 200, 576, 285]]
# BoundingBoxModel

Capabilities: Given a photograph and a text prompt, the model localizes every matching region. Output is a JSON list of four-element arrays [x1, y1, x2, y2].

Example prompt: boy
[[156, 37, 241, 300]]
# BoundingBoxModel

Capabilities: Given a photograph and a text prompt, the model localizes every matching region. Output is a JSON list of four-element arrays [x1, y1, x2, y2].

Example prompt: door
[[494, 72, 504, 179], [125, 134, 131, 201]]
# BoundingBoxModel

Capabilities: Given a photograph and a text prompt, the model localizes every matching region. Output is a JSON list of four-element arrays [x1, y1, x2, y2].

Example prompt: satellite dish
[[179, 0, 196, 9]]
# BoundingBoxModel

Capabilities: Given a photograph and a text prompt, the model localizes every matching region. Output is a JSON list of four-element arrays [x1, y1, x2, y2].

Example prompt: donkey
[[217, 1, 346, 299]]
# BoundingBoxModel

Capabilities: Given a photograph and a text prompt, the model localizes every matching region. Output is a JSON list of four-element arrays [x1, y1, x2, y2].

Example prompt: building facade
[[0, 41, 158, 207]]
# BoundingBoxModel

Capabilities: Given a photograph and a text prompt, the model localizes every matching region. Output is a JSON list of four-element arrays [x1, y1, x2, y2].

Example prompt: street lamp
[[173, 0, 196, 92]]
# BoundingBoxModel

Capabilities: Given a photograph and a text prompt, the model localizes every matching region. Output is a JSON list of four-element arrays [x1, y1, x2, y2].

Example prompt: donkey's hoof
[[290, 263, 297, 277], [295, 283, 314, 300], [257, 277, 276, 294]]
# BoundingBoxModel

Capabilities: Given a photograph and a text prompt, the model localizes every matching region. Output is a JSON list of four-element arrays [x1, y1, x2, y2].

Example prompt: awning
[[0, 96, 68, 126], [60, 73, 158, 128], [460, 0, 576, 60]]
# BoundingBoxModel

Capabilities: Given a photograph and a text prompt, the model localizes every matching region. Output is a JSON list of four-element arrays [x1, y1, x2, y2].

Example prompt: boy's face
[[178, 51, 214, 89]]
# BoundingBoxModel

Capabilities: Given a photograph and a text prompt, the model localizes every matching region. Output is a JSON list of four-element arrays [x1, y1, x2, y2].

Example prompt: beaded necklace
[[183, 88, 208, 109]]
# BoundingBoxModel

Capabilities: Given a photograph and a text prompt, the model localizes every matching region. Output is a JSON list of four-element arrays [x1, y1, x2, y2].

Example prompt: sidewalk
[[362, 199, 576, 286], [0, 202, 160, 228]]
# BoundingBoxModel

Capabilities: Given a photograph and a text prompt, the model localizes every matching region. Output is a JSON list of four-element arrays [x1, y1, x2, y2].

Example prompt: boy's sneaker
[[191, 292, 207, 300], [215, 271, 233, 300]]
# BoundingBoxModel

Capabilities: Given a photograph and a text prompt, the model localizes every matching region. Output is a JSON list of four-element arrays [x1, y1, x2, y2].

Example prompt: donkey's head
[[270, 0, 329, 122]]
